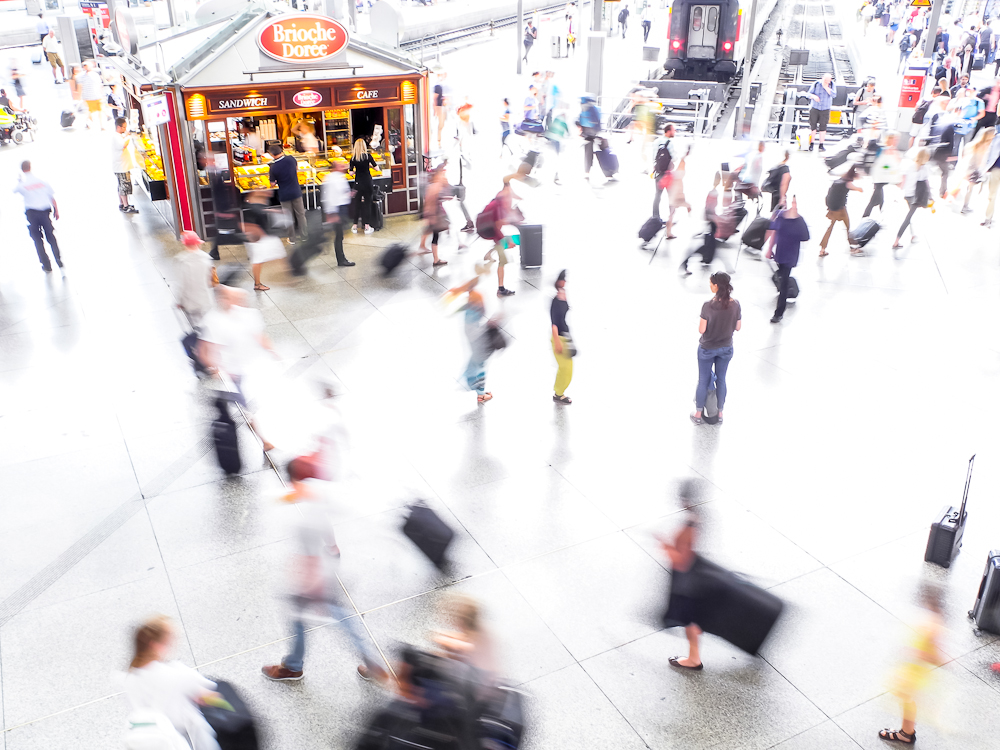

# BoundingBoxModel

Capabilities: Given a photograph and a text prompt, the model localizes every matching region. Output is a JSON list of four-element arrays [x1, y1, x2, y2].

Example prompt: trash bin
[[550, 35, 562, 58]]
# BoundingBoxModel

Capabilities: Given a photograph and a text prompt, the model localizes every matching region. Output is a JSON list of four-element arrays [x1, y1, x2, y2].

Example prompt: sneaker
[[364, 226, 375, 234], [351, 226, 358, 234], [125, 205, 138, 214], [497, 287, 515, 296], [689, 412, 704, 425], [119, 205, 128, 212], [770, 314, 782, 323], [461, 221, 475, 233], [818, 144, 826, 152], [56, 259, 64, 268], [808, 143, 814, 152], [961, 206, 972, 214], [261, 665, 303, 681], [41, 265, 52, 273]]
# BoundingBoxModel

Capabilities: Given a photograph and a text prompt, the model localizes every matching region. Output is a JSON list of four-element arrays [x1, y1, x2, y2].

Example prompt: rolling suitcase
[[973, 53, 986, 71], [824, 143, 857, 171], [924, 454, 974, 568], [850, 218, 880, 248], [595, 146, 618, 178], [200, 680, 259, 750], [380, 243, 408, 276], [31, 48, 43, 64], [519, 224, 543, 267], [402, 502, 454, 569], [695, 559, 784, 655], [969, 550, 1000, 635], [212, 398, 241, 475], [638, 217, 664, 243], [288, 229, 326, 276], [772, 270, 799, 299], [741, 216, 770, 250], [479, 686, 525, 749], [60, 109, 75, 128]]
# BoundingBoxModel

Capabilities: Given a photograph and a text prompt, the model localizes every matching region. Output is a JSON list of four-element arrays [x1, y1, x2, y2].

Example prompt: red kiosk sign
[[257, 14, 350, 64]]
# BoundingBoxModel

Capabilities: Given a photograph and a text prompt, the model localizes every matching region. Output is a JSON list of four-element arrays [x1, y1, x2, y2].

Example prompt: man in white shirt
[[13, 160, 63, 273], [174, 231, 214, 326], [42, 30, 65, 83], [320, 161, 355, 267], [35, 14, 49, 45], [112, 116, 139, 213], [80, 60, 105, 130]]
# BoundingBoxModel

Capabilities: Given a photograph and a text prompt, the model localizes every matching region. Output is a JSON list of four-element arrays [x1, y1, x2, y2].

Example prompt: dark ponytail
[[711, 272, 733, 306]]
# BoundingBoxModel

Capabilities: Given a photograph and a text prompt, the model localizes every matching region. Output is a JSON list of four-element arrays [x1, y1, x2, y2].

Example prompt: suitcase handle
[[957, 454, 975, 521]]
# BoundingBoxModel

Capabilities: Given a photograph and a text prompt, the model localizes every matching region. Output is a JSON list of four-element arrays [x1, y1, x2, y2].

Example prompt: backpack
[[476, 198, 503, 240], [618, 8, 627, 22], [826, 179, 849, 211], [578, 103, 601, 137], [762, 166, 784, 193], [899, 34, 913, 53], [911, 98, 931, 124], [654, 140, 673, 175]]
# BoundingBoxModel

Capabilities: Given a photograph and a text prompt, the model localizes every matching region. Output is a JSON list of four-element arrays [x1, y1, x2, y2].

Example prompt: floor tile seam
[[575, 658, 658, 750], [164, 536, 296, 573], [821, 526, 930, 569], [1, 692, 124, 735], [286, 303, 380, 358]]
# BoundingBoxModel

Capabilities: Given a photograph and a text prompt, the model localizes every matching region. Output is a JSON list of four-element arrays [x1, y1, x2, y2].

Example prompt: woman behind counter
[[349, 138, 378, 235]]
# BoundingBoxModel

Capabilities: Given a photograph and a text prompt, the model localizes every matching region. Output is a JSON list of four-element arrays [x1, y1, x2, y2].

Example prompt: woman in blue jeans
[[691, 272, 741, 425]]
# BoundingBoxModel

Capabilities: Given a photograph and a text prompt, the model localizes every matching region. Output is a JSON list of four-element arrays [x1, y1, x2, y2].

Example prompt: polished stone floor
[[5, 33, 1000, 750]]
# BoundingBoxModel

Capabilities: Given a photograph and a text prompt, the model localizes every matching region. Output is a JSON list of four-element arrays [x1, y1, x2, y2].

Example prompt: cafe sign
[[257, 14, 350, 64], [335, 85, 401, 104]]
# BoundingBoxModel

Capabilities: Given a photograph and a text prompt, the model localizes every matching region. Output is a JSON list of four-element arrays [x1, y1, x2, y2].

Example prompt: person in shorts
[[112, 117, 138, 213], [42, 30, 64, 83], [807, 73, 836, 152]]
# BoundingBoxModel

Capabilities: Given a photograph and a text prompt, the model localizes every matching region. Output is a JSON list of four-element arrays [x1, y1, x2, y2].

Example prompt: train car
[[662, 0, 779, 82]]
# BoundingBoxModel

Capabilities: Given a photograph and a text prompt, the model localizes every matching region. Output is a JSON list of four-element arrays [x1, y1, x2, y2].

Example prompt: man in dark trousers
[[933, 58, 959, 91], [13, 160, 63, 273], [618, 4, 629, 38], [268, 144, 307, 243], [651, 123, 675, 223], [766, 196, 809, 324], [975, 77, 1000, 137]]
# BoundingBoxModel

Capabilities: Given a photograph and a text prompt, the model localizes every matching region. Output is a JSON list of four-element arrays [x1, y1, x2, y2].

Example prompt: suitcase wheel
[[969, 610, 975, 619], [974, 628, 983, 637]]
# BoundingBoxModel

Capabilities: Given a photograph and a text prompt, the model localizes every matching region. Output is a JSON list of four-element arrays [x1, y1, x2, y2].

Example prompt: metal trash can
[[642, 46, 660, 61], [550, 35, 562, 58]]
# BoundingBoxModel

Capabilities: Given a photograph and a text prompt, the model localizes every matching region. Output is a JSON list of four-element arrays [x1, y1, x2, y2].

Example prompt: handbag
[[562, 335, 577, 358]]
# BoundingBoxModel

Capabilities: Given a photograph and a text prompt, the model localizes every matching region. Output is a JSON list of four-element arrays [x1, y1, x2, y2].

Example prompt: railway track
[[399, 2, 569, 53]]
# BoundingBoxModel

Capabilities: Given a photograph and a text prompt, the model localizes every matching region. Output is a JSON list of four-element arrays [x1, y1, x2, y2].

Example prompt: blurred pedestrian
[[818, 165, 863, 257], [979, 127, 1000, 226], [66, 65, 82, 115], [36, 14, 49, 46], [892, 147, 932, 249], [80, 60, 105, 129], [321, 160, 356, 266], [419, 166, 450, 267], [268, 143, 307, 242], [500, 97, 512, 155], [349, 138, 378, 235], [618, 3, 630, 38], [878, 584, 944, 746], [262, 458, 388, 683], [456, 96, 474, 164], [766, 196, 809, 324], [545, 107, 569, 184], [42, 30, 64, 83], [735, 141, 765, 203], [863, 132, 900, 217], [578, 95, 602, 179], [450, 275, 494, 404], [13, 160, 62, 273], [551, 269, 573, 405], [175, 231, 214, 326], [897, 29, 915, 73], [242, 189, 287, 291], [125, 615, 222, 750], [657, 480, 704, 669], [690, 272, 740, 425], [523, 20, 537, 63], [433, 69, 449, 149], [10, 67, 25, 110], [482, 179, 521, 295], [961, 127, 994, 214], [112, 117, 139, 214], [651, 123, 675, 226], [641, 4, 652, 42], [666, 146, 692, 240], [434, 594, 499, 694], [762, 149, 791, 211]]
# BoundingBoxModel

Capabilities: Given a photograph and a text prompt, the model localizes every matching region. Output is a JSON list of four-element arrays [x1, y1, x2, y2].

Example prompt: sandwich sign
[[257, 14, 349, 64]]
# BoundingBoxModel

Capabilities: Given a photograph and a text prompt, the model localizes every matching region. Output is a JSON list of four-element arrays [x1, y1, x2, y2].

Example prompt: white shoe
[[364, 226, 374, 234], [351, 225, 358, 233]]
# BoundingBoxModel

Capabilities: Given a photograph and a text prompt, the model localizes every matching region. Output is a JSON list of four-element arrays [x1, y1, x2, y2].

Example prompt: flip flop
[[433, 260, 448, 267], [254, 284, 270, 291], [818, 250, 829, 257]]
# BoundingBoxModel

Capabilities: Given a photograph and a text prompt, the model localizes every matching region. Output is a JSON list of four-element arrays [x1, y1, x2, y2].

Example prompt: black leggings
[[896, 199, 920, 239], [863, 183, 885, 217], [431, 230, 441, 245], [355, 188, 372, 227]]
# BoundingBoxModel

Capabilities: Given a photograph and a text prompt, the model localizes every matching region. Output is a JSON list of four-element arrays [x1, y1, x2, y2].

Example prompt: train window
[[692, 6, 702, 31], [707, 7, 718, 32]]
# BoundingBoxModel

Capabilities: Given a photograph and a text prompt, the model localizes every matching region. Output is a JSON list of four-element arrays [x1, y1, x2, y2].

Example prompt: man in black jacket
[[268, 144, 307, 242], [934, 58, 958, 90]]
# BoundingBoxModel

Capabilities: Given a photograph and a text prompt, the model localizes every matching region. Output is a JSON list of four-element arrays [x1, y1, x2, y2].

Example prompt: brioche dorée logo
[[257, 14, 349, 64]]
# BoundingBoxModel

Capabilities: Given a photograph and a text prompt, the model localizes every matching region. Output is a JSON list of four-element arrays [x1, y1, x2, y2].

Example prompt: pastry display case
[[138, 131, 168, 201]]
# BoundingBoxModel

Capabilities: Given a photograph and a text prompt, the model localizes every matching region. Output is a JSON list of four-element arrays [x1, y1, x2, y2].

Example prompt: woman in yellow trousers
[[550, 270, 573, 404]]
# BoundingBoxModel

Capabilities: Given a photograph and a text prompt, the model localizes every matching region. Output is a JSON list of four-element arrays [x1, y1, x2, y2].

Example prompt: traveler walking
[[892, 148, 932, 249], [690, 272, 740, 425], [13, 160, 62, 273], [551, 270, 573, 404], [481, 179, 521, 296], [320, 160, 357, 267], [80, 60, 105, 129], [929, 117, 960, 199], [35, 14, 49, 46], [807, 73, 836, 151], [642, 4, 652, 42], [578, 95, 602, 179], [734, 140, 765, 203], [961, 127, 994, 214], [124, 616, 222, 750], [66, 65, 82, 115], [268, 143, 307, 241], [262, 458, 388, 684], [242, 189, 287, 291], [862, 132, 900, 217], [980, 127, 1000, 226], [818, 165, 863, 257], [420, 166, 450, 267], [174, 231, 214, 326], [42, 30, 65, 83], [657, 480, 705, 669], [761, 150, 791, 212], [666, 146, 692, 240], [618, 4, 630, 38], [651, 123, 675, 224], [450, 275, 496, 404], [766, 196, 809, 324], [500, 97, 512, 154], [433, 69, 449, 149], [523, 20, 537, 63], [897, 29, 915, 73], [111, 117, 139, 214], [974, 77, 1000, 137], [349, 138, 378, 235]]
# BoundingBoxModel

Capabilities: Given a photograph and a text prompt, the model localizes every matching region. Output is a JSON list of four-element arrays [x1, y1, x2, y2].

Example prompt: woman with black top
[[691, 272, 740, 425], [242, 189, 286, 291], [762, 150, 791, 212], [657, 480, 705, 670], [550, 269, 573, 405], [349, 139, 377, 235]]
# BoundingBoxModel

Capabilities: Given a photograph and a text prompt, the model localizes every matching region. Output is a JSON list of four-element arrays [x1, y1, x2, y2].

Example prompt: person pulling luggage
[[862, 132, 900, 218], [766, 196, 809, 324], [818, 166, 863, 257], [577, 95, 602, 180], [650, 123, 675, 230]]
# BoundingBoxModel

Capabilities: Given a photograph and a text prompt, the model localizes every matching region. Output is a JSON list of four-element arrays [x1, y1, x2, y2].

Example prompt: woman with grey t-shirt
[[691, 272, 741, 425]]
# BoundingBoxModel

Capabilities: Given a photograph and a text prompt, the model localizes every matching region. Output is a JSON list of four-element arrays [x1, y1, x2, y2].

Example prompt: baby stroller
[[0, 108, 37, 145]]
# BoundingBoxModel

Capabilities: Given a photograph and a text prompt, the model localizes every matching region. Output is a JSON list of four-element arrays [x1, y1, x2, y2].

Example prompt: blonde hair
[[447, 594, 481, 633], [352, 138, 367, 161], [913, 147, 931, 168], [130, 615, 172, 669]]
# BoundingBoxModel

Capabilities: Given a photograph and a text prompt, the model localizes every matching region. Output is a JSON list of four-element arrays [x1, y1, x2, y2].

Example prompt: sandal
[[433, 260, 448, 267], [665, 234, 678, 240], [553, 394, 572, 405], [254, 284, 270, 291], [818, 250, 829, 257], [668, 657, 704, 671], [477, 392, 493, 403], [891, 242, 902, 250], [878, 729, 915, 744]]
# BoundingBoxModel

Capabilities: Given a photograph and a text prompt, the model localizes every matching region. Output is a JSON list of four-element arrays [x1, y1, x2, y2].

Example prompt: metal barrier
[[761, 91, 859, 144], [596, 91, 724, 138]]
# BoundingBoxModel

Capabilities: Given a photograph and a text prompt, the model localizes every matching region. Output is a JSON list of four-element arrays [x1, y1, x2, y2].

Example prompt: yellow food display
[[140, 134, 165, 181]]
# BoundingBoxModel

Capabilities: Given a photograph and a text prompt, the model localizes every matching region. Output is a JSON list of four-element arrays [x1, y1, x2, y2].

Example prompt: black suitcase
[[824, 143, 857, 171], [288, 230, 326, 276], [519, 224, 543, 267], [974, 53, 986, 71], [371, 189, 385, 231], [479, 686, 525, 749], [695, 562, 784, 655], [970, 550, 1000, 635], [771, 267, 799, 299], [596, 146, 618, 178], [850, 218, 880, 248], [638, 217, 664, 243], [380, 243, 409, 276], [741, 216, 770, 250], [402, 502, 454, 569], [925, 454, 974, 568], [200, 680, 259, 750], [212, 398, 241, 475], [181, 331, 210, 376], [60, 109, 75, 128]]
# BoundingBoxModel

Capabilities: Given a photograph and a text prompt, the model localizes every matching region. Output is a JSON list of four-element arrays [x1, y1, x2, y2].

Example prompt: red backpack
[[476, 198, 502, 240]]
